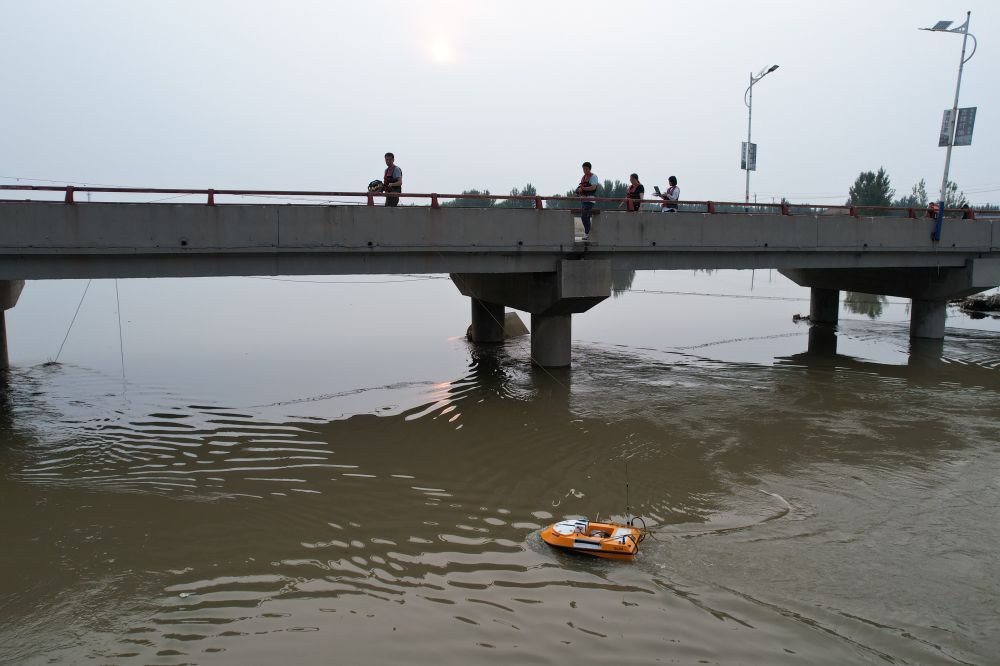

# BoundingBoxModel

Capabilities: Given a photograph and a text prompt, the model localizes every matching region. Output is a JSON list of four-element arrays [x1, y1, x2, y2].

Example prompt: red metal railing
[[0, 184, 983, 219]]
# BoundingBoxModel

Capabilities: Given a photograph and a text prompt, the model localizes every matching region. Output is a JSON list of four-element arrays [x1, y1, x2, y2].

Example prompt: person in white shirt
[[658, 176, 680, 213]]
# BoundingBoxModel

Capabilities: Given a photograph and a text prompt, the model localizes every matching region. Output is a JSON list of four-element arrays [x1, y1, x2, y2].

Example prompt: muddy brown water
[[1, 273, 998, 664]]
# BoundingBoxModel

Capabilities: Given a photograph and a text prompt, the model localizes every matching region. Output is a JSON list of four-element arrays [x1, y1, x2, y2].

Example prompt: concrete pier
[[810, 288, 840, 325], [452, 260, 611, 368], [470, 299, 505, 343], [0, 280, 24, 370], [530, 314, 572, 368], [910, 299, 947, 339]]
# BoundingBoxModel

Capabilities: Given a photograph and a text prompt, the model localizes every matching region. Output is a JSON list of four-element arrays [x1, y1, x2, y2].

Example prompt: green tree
[[496, 183, 538, 209], [442, 189, 495, 208], [893, 179, 929, 209], [847, 168, 894, 214], [943, 181, 968, 208]]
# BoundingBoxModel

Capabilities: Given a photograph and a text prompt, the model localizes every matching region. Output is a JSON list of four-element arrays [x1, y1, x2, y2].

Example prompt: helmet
[[367, 180, 385, 192]]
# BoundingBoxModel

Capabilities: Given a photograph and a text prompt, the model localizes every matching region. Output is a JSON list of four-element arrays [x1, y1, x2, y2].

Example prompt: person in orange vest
[[621, 173, 644, 212], [927, 201, 939, 219], [383, 152, 402, 207], [576, 162, 600, 239]]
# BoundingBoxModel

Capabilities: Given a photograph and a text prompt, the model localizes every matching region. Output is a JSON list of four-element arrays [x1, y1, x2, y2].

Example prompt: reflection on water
[[843, 291, 891, 319], [2, 315, 999, 664]]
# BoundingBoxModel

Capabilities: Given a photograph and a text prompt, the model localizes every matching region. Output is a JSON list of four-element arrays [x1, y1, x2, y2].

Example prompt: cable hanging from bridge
[[53, 280, 92, 363]]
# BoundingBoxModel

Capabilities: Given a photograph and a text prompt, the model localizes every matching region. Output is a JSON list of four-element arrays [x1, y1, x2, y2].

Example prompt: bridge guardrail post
[[535, 196, 543, 210], [849, 205, 857, 217], [431, 194, 440, 209], [207, 189, 215, 206], [707, 201, 716, 214], [367, 193, 375, 206], [908, 208, 916, 219], [64, 186, 75, 205], [781, 202, 790, 216]]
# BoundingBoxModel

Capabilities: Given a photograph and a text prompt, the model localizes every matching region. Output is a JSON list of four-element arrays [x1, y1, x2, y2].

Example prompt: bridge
[[0, 184, 998, 367]]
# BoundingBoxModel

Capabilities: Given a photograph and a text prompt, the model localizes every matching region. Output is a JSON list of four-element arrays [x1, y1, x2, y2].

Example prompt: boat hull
[[540, 519, 641, 561]]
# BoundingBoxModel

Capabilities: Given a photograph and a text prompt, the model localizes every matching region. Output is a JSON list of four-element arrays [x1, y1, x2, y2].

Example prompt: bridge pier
[[452, 260, 611, 368], [0, 280, 24, 370], [809, 288, 840, 325], [782, 263, 1000, 342], [469, 299, 506, 343], [910, 300, 947, 339], [530, 314, 572, 367]]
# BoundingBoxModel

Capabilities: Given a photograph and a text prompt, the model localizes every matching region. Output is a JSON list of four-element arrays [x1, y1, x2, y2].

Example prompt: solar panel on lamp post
[[921, 11, 977, 241]]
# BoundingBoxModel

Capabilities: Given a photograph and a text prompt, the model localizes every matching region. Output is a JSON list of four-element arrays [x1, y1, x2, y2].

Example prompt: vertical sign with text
[[741, 142, 757, 171]]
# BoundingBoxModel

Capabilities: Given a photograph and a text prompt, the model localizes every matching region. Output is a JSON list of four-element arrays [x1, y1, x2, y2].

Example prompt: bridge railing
[[0, 184, 986, 220]]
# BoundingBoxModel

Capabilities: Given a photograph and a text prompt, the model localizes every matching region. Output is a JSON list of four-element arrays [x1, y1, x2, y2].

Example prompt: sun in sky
[[427, 38, 456, 64]]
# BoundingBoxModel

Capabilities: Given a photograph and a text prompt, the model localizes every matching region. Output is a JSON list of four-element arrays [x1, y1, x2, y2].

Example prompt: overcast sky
[[2, 0, 997, 205]]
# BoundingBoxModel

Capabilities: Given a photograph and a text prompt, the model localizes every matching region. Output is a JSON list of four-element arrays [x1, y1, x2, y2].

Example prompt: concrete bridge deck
[[0, 200, 998, 367]]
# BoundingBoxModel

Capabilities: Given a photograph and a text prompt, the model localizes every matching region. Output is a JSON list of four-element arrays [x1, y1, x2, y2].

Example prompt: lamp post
[[743, 64, 779, 206], [921, 12, 977, 241]]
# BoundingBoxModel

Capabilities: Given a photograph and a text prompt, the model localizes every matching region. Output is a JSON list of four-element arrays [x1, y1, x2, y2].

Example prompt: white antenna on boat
[[624, 459, 632, 526]]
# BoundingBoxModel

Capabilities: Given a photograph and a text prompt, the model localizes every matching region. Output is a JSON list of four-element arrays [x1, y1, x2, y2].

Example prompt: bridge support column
[[451, 260, 611, 368], [910, 299, 946, 339], [469, 299, 505, 343], [810, 288, 839, 325], [530, 314, 571, 368], [0, 280, 24, 371]]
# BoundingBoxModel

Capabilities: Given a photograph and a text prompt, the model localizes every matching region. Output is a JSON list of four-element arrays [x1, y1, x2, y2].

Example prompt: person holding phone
[[657, 176, 680, 213]]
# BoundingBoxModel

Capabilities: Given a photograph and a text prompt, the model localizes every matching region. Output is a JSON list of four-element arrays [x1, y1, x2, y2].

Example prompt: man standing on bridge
[[576, 161, 600, 239], [383, 152, 402, 207]]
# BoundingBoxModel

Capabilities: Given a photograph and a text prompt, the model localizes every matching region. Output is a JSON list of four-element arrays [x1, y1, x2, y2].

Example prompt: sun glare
[[428, 40, 456, 64]]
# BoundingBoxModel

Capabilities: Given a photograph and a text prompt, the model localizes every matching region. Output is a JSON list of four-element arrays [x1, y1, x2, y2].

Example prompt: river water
[[1, 270, 998, 664]]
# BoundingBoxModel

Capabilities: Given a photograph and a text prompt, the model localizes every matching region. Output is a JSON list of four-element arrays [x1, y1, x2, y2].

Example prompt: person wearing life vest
[[576, 161, 600, 239], [658, 176, 680, 212], [383, 152, 402, 207], [621, 173, 644, 212]]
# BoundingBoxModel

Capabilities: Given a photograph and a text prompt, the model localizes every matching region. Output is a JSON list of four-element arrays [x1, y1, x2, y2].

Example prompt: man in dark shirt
[[383, 152, 402, 207], [623, 173, 644, 212]]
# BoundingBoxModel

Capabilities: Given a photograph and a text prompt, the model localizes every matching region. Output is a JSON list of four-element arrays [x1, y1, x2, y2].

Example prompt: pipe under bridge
[[0, 196, 998, 367]]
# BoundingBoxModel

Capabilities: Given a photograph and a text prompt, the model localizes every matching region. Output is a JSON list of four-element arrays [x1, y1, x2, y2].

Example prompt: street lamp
[[921, 12, 977, 241], [743, 65, 779, 206]]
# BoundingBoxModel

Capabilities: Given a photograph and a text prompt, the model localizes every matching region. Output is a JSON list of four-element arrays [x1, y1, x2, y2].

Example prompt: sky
[[2, 0, 998, 205]]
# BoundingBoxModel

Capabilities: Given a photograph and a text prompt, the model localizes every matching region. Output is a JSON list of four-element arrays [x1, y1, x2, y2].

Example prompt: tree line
[[845, 167, 990, 213], [442, 170, 995, 214]]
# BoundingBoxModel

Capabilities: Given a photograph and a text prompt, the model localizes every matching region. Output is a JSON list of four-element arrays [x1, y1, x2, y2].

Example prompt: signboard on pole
[[954, 106, 977, 146], [939, 109, 954, 147], [741, 142, 757, 171]]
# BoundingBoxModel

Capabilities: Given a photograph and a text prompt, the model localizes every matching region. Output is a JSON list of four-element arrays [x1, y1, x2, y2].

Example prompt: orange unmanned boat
[[540, 518, 645, 561]]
